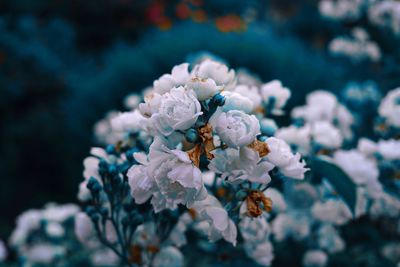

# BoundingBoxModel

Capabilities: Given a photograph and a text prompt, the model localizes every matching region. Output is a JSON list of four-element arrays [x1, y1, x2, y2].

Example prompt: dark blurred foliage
[[0, 0, 399, 249]]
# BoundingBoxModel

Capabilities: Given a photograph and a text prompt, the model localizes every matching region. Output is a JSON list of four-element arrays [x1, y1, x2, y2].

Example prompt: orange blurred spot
[[215, 15, 247, 33], [156, 17, 173, 30], [176, 3, 192, 19], [192, 10, 207, 23]]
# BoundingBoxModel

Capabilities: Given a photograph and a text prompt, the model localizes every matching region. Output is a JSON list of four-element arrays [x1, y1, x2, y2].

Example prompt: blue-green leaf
[[312, 155, 357, 216]]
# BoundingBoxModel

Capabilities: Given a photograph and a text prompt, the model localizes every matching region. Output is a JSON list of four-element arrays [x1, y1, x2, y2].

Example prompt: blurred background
[[1, 0, 399, 245]]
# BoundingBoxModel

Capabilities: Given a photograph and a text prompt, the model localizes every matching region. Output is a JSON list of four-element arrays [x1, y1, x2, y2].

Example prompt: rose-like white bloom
[[187, 77, 221, 101], [233, 84, 262, 110], [272, 212, 311, 241], [0, 240, 7, 262], [220, 91, 254, 113], [311, 121, 343, 149], [317, 224, 345, 254], [191, 59, 236, 90], [152, 246, 183, 267], [124, 93, 141, 110], [139, 92, 163, 118], [261, 80, 291, 115], [209, 147, 274, 184], [303, 250, 328, 267], [127, 152, 156, 204], [379, 88, 400, 127], [333, 150, 382, 197], [152, 87, 202, 136], [153, 63, 190, 94], [110, 109, 147, 134], [192, 195, 237, 245], [311, 199, 352, 226], [213, 110, 260, 148], [265, 137, 308, 179], [275, 125, 311, 154], [147, 138, 207, 212]]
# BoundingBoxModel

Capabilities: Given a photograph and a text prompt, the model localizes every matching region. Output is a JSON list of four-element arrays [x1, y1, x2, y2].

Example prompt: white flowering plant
[[7, 56, 400, 267]]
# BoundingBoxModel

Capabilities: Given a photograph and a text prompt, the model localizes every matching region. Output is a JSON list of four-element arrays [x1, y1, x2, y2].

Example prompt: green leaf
[[312, 155, 357, 216]]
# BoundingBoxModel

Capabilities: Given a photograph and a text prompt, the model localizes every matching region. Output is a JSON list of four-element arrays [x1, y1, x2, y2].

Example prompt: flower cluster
[[7, 57, 400, 267]]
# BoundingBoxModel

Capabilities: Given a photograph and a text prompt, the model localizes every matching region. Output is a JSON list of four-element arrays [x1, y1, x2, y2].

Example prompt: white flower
[[357, 138, 377, 157], [233, 84, 262, 110], [111, 110, 147, 133], [370, 191, 400, 219], [187, 77, 221, 101], [0, 240, 7, 262], [239, 216, 271, 243], [192, 195, 237, 245], [124, 93, 141, 110], [261, 80, 291, 115], [45, 222, 65, 238], [311, 199, 352, 226], [311, 121, 343, 149], [220, 91, 254, 113], [303, 250, 328, 267], [265, 137, 308, 179], [333, 150, 382, 197], [272, 212, 311, 241], [275, 125, 311, 154], [379, 88, 400, 127], [24, 244, 65, 264], [244, 240, 274, 266], [147, 138, 207, 212], [10, 209, 41, 246], [264, 188, 287, 213], [368, 1, 400, 35], [74, 212, 94, 245], [317, 224, 345, 254], [376, 139, 400, 160], [127, 152, 156, 204], [191, 59, 235, 90], [209, 147, 274, 184], [152, 247, 184, 267], [213, 110, 260, 148], [292, 91, 337, 123], [90, 249, 120, 266], [139, 92, 163, 118], [152, 87, 202, 136], [154, 63, 190, 94]]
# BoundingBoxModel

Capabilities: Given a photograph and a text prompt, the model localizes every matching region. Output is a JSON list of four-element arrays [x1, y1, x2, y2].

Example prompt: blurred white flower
[[152, 246, 184, 267], [128, 152, 156, 204], [111, 109, 148, 134], [233, 84, 262, 110], [124, 93, 142, 110], [311, 199, 352, 226], [311, 121, 343, 149], [379, 88, 400, 127], [317, 224, 345, 253], [275, 125, 311, 154], [272, 212, 311, 241], [303, 250, 328, 267], [0, 240, 7, 262], [261, 80, 291, 115]]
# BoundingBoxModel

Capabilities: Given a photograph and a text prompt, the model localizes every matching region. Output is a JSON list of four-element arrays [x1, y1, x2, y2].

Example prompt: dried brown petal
[[129, 245, 142, 264], [199, 124, 216, 160], [187, 144, 202, 167], [247, 139, 270, 157], [246, 190, 273, 217]]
